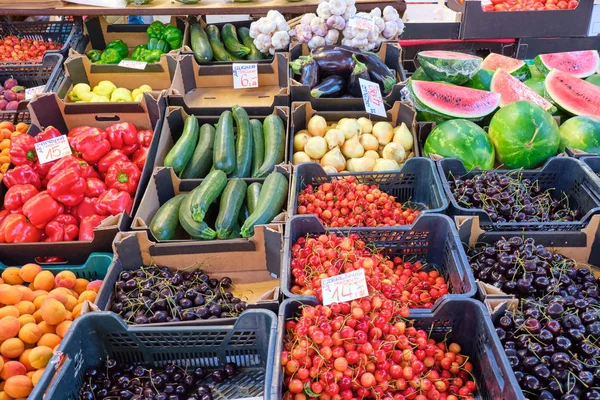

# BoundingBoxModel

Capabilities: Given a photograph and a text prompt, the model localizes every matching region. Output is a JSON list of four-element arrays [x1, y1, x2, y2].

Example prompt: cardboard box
[[289, 42, 406, 111], [401, 22, 461, 40], [448, 0, 594, 39], [516, 36, 600, 59], [93, 230, 281, 326], [170, 53, 289, 115]]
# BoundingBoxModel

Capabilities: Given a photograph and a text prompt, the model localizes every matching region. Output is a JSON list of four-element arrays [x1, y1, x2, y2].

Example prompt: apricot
[[17, 315, 35, 328], [18, 324, 42, 345], [37, 322, 55, 335], [28, 346, 52, 369], [31, 368, 44, 386], [30, 290, 47, 299], [4, 375, 33, 398], [37, 334, 60, 349], [13, 287, 34, 303], [0, 286, 23, 305], [18, 349, 33, 371], [32, 271, 54, 292], [33, 310, 43, 324], [40, 299, 65, 326], [18, 264, 41, 284], [33, 295, 47, 310], [0, 307, 18, 319], [72, 278, 90, 295], [0, 392, 10, 400], [1, 268, 23, 285], [0, 361, 26, 382], [86, 280, 102, 293], [25, 371, 34, 379], [78, 290, 97, 303], [0, 317, 20, 341], [64, 296, 78, 312], [14, 301, 34, 316], [15, 123, 28, 134], [55, 321, 71, 339], [54, 271, 76, 289], [0, 338, 24, 358], [45, 291, 68, 306], [64, 312, 73, 321]]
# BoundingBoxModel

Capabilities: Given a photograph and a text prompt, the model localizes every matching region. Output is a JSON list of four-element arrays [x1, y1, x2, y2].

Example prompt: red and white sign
[[359, 78, 386, 117], [35, 135, 72, 164], [233, 63, 259, 89], [348, 14, 376, 31], [321, 269, 369, 306]]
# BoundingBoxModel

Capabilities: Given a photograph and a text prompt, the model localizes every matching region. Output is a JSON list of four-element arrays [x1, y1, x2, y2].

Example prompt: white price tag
[[25, 85, 45, 100], [349, 14, 375, 31], [232, 63, 258, 89], [321, 269, 369, 306], [359, 78, 387, 117], [118, 60, 147, 70], [35, 135, 72, 165]]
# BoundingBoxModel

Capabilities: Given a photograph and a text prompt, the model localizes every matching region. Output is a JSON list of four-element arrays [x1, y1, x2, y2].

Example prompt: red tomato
[[482, 3, 495, 10], [494, 3, 511, 10], [557, 0, 568, 8], [545, 3, 559, 8], [567, 0, 579, 7]]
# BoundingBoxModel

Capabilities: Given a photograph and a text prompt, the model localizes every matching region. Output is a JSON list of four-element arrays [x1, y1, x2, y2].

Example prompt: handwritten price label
[[359, 78, 386, 117], [232, 63, 259, 89], [349, 14, 376, 31], [321, 269, 369, 306], [118, 60, 148, 70], [25, 85, 45, 100], [35, 135, 72, 165]]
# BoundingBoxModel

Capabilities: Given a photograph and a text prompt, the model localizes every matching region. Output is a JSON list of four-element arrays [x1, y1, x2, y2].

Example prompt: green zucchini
[[230, 105, 253, 178], [149, 194, 186, 241], [164, 114, 200, 175], [213, 110, 236, 174], [250, 119, 264, 177], [215, 178, 247, 239], [246, 182, 262, 215], [253, 114, 285, 178], [179, 193, 217, 239], [238, 27, 264, 60], [189, 21, 213, 64], [241, 171, 288, 238], [238, 205, 249, 226], [221, 24, 250, 58], [180, 124, 215, 179], [206, 25, 240, 62], [227, 223, 241, 238], [188, 169, 228, 222]]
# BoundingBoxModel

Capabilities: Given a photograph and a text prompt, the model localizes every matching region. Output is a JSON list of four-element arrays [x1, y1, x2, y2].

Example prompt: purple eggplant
[[355, 52, 397, 94], [311, 47, 355, 76], [348, 54, 370, 98], [290, 56, 310, 76], [300, 56, 319, 89], [310, 75, 345, 98]]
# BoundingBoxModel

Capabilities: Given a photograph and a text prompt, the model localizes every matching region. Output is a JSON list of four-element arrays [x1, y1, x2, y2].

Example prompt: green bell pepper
[[138, 48, 162, 63], [156, 39, 170, 54], [131, 45, 147, 60], [147, 37, 159, 51], [106, 39, 129, 59], [162, 25, 183, 50], [99, 48, 122, 64], [86, 49, 103, 63], [147, 21, 165, 40]]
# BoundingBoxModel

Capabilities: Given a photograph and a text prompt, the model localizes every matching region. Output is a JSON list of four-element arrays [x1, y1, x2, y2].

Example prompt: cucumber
[[250, 119, 264, 177], [188, 169, 228, 222], [221, 24, 251, 58], [164, 114, 200, 175], [241, 171, 288, 238], [189, 22, 213, 64], [213, 110, 236, 174], [246, 182, 262, 215], [149, 194, 186, 241], [206, 25, 238, 62], [180, 124, 216, 179], [253, 114, 285, 178], [238, 27, 264, 60], [230, 105, 253, 178], [215, 178, 247, 239], [179, 193, 217, 240]]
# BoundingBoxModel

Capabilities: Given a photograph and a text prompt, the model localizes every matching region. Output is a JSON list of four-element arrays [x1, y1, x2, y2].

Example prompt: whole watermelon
[[424, 120, 495, 170], [488, 101, 560, 169], [559, 116, 600, 153]]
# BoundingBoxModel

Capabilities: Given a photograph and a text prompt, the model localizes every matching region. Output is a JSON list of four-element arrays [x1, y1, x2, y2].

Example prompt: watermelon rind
[[491, 69, 555, 112], [534, 50, 600, 78], [481, 53, 531, 81], [586, 74, 600, 87], [417, 51, 482, 85], [523, 77, 546, 97], [488, 101, 560, 169], [411, 67, 432, 81], [464, 69, 494, 90], [545, 69, 600, 118], [529, 64, 543, 79], [559, 116, 600, 153], [424, 119, 495, 170]]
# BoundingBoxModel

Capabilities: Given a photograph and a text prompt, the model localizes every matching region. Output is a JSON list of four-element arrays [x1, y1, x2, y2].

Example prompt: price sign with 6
[[35, 135, 72, 164], [321, 269, 369, 306], [359, 78, 386, 117], [232, 63, 259, 89]]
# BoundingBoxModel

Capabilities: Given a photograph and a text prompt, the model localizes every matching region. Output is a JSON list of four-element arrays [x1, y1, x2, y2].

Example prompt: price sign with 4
[[232, 63, 259, 89], [34, 135, 72, 164], [321, 269, 369, 306]]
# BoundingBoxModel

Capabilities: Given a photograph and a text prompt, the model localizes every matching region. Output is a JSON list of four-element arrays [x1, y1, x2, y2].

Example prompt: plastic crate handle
[[33, 354, 74, 400]]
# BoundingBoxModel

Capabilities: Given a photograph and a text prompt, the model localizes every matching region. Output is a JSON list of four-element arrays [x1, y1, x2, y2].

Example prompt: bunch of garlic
[[341, 6, 405, 51], [250, 11, 291, 55]]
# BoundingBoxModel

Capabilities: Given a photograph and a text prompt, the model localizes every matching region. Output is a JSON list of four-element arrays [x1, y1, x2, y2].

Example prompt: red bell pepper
[[35, 126, 62, 143], [120, 142, 139, 156], [44, 214, 79, 242], [46, 156, 82, 182], [95, 189, 132, 216], [106, 122, 138, 150], [9, 134, 37, 166], [33, 160, 55, 180], [85, 177, 107, 198], [137, 130, 153, 147], [97, 150, 128, 174], [78, 214, 104, 241], [71, 197, 99, 223], [67, 126, 91, 148], [131, 147, 148, 170], [81, 162, 100, 179], [2, 165, 42, 190], [4, 184, 39, 212], [22, 191, 64, 229], [72, 127, 111, 163], [0, 209, 9, 225], [47, 166, 87, 207], [105, 160, 141, 195], [0, 213, 42, 243]]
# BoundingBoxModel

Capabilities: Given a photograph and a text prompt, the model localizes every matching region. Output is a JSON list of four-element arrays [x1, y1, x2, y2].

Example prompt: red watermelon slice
[[491, 69, 554, 111], [535, 50, 600, 78], [481, 53, 531, 81], [545, 69, 600, 118]]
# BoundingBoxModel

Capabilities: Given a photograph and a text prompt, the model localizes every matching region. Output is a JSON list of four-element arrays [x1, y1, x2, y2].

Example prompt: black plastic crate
[[288, 158, 448, 220], [438, 157, 600, 231], [280, 214, 476, 312], [272, 297, 522, 400], [33, 310, 277, 400]]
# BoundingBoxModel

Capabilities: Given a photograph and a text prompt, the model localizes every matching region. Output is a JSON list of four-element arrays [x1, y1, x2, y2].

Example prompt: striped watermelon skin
[[488, 101, 560, 169], [464, 69, 494, 90], [535, 50, 600, 78], [481, 53, 531, 81], [417, 51, 482, 84], [424, 120, 495, 170], [559, 116, 600, 153], [545, 69, 600, 118]]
